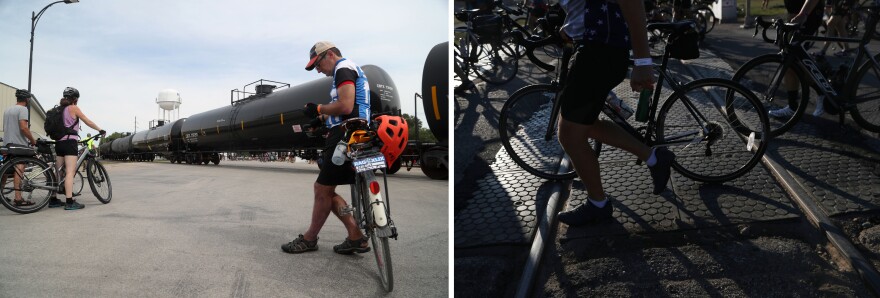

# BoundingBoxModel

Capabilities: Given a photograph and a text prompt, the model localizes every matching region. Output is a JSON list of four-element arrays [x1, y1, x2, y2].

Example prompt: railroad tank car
[[417, 42, 449, 180], [130, 130, 152, 161], [176, 64, 400, 164], [142, 119, 181, 159], [110, 135, 133, 160]]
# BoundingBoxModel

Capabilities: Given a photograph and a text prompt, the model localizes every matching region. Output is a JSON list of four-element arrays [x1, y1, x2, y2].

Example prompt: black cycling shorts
[[54, 139, 78, 157], [316, 125, 355, 186], [558, 42, 630, 125]]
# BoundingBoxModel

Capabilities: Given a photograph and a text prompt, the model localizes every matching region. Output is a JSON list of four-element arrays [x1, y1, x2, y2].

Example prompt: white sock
[[646, 148, 658, 167], [589, 198, 608, 208]]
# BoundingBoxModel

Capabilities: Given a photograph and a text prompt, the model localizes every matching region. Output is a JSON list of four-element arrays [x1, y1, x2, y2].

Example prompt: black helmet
[[15, 89, 32, 100], [63, 87, 79, 99]]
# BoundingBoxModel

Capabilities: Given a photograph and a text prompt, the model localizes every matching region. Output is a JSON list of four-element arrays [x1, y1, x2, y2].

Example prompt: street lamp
[[27, 0, 79, 127]]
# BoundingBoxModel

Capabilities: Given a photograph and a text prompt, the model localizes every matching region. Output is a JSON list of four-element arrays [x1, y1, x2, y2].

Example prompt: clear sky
[[0, 0, 448, 135]]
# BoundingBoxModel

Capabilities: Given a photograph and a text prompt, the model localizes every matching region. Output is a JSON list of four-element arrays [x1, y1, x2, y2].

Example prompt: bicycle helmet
[[374, 115, 408, 166], [63, 87, 79, 99], [15, 89, 32, 100]]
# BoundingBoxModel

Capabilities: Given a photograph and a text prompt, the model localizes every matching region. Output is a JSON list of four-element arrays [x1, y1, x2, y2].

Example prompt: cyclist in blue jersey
[[283, 41, 372, 255]]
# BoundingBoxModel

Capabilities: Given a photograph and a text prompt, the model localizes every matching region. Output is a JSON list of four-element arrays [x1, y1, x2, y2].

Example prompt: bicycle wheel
[[370, 231, 393, 292], [499, 84, 578, 180], [73, 169, 84, 197], [87, 160, 112, 203], [731, 54, 809, 138], [848, 55, 880, 132], [357, 174, 393, 292], [473, 41, 518, 85], [0, 157, 55, 214], [656, 78, 771, 183], [697, 6, 716, 33]]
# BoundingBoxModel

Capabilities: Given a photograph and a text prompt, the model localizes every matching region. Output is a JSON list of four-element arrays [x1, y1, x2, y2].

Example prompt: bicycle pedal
[[340, 206, 356, 216]]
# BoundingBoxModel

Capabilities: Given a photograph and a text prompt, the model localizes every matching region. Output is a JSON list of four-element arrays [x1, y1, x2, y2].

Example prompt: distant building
[[0, 81, 48, 140]]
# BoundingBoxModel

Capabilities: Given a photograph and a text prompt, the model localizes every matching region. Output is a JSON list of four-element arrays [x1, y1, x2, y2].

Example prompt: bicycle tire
[[731, 54, 809, 138], [473, 41, 518, 85], [697, 6, 716, 33], [87, 160, 112, 204], [73, 170, 84, 197], [357, 173, 393, 292], [656, 78, 771, 183], [848, 53, 880, 132], [499, 84, 578, 180], [0, 157, 54, 214], [370, 233, 394, 292]]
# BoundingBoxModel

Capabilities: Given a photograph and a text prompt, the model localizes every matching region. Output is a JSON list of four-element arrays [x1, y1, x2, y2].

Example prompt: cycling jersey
[[586, 1, 630, 49], [325, 58, 371, 128]]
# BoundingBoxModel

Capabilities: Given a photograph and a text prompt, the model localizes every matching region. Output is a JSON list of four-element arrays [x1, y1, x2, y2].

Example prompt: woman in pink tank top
[[51, 87, 105, 210]]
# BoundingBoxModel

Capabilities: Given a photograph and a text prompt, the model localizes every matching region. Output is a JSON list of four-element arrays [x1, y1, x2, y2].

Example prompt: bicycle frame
[[31, 137, 98, 192], [757, 10, 880, 118]]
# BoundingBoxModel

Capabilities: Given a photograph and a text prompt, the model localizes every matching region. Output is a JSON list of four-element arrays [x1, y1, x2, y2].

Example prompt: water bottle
[[604, 91, 633, 120], [635, 89, 652, 122], [331, 141, 347, 165]]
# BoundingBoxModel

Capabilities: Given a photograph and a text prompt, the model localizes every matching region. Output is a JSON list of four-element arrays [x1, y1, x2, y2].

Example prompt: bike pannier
[[667, 24, 701, 60]]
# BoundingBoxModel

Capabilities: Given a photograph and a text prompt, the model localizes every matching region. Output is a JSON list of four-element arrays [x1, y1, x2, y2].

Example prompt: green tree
[[401, 113, 437, 143], [103, 132, 127, 144]]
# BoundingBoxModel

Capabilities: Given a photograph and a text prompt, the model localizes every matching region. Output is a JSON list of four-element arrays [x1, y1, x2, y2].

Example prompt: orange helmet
[[374, 115, 408, 166]]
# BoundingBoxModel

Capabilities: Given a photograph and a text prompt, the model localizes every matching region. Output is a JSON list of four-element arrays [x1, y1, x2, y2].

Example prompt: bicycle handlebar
[[514, 32, 564, 72]]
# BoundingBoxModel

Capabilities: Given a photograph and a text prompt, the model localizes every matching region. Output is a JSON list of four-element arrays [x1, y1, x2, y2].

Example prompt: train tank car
[[176, 64, 400, 165], [142, 119, 182, 162], [418, 42, 449, 180]]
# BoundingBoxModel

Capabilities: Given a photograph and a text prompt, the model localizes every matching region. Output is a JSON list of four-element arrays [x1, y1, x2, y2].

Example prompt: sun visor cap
[[305, 41, 336, 70]]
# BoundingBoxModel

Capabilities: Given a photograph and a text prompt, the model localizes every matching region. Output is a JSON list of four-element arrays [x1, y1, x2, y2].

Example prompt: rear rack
[[230, 79, 290, 105]]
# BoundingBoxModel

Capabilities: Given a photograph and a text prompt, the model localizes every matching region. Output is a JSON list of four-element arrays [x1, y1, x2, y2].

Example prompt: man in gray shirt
[[2, 89, 38, 206], [4, 89, 37, 147]]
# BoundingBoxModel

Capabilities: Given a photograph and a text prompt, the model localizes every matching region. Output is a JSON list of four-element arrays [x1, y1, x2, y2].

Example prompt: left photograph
[[0, 0, 449, 296]]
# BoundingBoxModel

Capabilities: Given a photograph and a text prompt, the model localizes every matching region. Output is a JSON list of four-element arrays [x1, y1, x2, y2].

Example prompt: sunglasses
[[312, 51, 328, 71]]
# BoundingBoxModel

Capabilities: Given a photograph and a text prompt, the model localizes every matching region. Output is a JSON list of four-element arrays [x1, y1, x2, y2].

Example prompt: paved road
[[0, 160, 448, 297]]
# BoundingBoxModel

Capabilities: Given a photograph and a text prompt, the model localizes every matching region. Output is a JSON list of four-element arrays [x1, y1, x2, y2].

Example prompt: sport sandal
[[282, 234, 318, 254], [333, 237, 370, 254]]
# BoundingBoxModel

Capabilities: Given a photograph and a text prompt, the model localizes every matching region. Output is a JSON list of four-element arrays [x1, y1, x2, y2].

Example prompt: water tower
[[156, 89, 181, 127]]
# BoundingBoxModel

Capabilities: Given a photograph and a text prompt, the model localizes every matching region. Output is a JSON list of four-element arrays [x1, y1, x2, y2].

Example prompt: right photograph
[[454, 0, 880, 296]]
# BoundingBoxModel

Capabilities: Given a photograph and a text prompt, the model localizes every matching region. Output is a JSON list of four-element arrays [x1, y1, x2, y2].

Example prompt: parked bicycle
[[731, 7, 880, 137], [0, 133, 111, 214], [454, 7, 519, 86], [332, 116, 401, 292], [499, 21, 770, 183]]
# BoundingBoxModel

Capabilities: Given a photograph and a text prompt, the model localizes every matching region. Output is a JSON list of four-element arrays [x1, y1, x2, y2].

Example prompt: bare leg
[[557, 118, 652, 200], [329, 192, 366, 241]]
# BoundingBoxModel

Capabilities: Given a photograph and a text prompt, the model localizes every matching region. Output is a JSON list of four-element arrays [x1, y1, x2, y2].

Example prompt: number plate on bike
[[353, 154, 386, 173]]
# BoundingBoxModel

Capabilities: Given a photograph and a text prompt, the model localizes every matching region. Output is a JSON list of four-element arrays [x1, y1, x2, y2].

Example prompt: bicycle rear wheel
[[657, 78, 771, 183], [499, 84, 578, 180], [87, 160, 112, 203], [731, 54, 809, 138], [0, 157, 54, 214], [370, 233, 393, 292], [849, 55, 880, 132], [73, 169, 84, 197], [473, 41, 518, 85]]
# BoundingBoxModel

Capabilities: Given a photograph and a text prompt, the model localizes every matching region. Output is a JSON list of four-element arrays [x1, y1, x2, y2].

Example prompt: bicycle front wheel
[[87, 160, 112, 203], [848, 55, 880, 132], [657, 78, 771, 183], [499, 84, 578, 180], [0, 157, 55, 214], [731, 54, 809, 138], [473, 41, 518, 85]]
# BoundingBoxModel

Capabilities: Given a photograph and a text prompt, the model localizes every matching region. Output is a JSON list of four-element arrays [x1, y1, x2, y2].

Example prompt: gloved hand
[[304, 103, 320, 118], [99, 130, 106, 136]]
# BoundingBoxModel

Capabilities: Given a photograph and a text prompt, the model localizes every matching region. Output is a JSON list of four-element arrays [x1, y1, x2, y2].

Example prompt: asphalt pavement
[[0, 160, 448, 297]]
